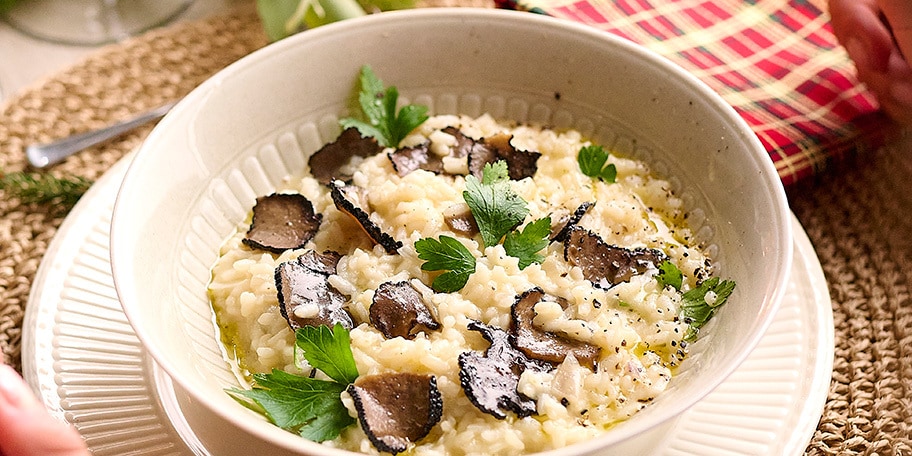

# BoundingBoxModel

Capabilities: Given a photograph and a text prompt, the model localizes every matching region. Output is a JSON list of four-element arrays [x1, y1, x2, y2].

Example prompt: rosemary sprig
[[0, 170, 92, 212]]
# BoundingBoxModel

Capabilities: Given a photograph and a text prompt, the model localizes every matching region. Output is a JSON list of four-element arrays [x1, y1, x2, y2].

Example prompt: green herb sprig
[[415, 236, 476, 293], [340, 65, 429, 148], [578, 145, 617, 183], [227, 324, 359, 442], [0, 170, 92, 212], [502, 216, 551, 269], [656, 261, 735, 341], [680, 277, 736, 341], [463, 161, 529, 248], [416, 161, 553, 292], [656, 261, 684, 291]]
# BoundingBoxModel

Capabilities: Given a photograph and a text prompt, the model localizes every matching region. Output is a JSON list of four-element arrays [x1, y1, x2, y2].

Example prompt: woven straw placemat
[[0, 1, 909, 453]]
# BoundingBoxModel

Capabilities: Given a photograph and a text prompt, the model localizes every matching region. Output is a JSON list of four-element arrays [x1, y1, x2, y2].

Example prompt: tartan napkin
[[497, 0, 891, 186]]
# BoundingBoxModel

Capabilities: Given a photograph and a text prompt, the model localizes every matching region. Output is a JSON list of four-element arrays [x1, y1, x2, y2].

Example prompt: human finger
[[829, 0, 895, 72], [877, 0, 912, 62], [0, 364, 89, 456], [856, 50, 912, 127]]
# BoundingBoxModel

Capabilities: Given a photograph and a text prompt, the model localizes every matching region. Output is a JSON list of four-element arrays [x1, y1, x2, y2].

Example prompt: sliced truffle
[[329, 181, 403, 254], [388, 142, 445, 176], [467, 132, 541, 181], [275, 250, 353, 330], [563, 226, 667, 288], [242, 193, 322, 253], [550, 201, 595, 243], [347, 373, 443, 455], [443, 203, 479, 237], [442, 126, 481, 158], [510, 287, 601, 370], [308, 127, 383, 185], [458, 321, 550, 419], [296, 249, 342, 275], [370, 281, 440, 339]]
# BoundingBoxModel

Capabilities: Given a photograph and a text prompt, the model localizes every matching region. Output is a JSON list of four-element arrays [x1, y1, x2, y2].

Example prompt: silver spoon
[[26, 101, 177, 169]]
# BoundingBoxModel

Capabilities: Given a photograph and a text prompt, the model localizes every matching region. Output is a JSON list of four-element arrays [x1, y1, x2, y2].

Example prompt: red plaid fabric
[[498, 0, 890, 186]]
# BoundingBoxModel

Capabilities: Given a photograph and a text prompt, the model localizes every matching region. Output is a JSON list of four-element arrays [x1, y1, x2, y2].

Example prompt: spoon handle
[[26, 101, 177, 169]]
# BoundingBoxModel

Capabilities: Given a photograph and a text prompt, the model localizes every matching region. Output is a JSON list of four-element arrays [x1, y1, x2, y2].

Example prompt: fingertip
[[889, 80, 912, 105], [829, 0, 894, 72], [0, 364, 30, 409], [846, 37, 871, 72]]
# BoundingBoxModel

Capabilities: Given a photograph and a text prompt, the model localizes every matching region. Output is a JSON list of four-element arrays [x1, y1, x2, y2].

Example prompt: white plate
[[22, 154, 832, 456]]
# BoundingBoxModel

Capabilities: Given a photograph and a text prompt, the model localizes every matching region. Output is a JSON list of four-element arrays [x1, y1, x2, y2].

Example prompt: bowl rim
[[111, 7, 794, 455]]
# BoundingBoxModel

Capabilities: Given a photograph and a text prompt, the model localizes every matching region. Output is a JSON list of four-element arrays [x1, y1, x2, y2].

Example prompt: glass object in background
[[2, 0, 194, 46]]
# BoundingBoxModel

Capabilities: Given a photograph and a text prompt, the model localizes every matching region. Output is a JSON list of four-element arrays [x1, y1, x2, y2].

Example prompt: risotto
[[208, 112, 729, 456]]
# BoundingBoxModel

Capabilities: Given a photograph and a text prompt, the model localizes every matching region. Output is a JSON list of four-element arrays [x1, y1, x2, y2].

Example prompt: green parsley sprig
[[415, 235, 476, 293], [577, 145, 617, 183], [415, 161, 553, 292], [227, 324, 359, 442], [680, 277, 736, 341], [340, 65, 429, 148], [655, 261, 735, 341], [463, 161, 529, 248], [656, 260, 684, 291], [503, 216, 551, 269]]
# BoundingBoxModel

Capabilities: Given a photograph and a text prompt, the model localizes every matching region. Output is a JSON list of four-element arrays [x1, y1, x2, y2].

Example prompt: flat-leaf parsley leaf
[[577, 145, 617, 183], [227, 369, 354, 442], [503, 217, 551, 269], [226, 323, 360, 442], [463, 161, 529, 248], [680, 277, 736, 341], [295, 324, 359, 384], [415, 235, 476, 293], [656, 261, 683, 291], [339, 65, 429, 148]]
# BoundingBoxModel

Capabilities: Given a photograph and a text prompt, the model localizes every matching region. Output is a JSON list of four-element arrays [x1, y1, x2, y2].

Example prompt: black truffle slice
[[443, 203, 479, 237], [563, 226, 667, 288], [242, 193, 322, 254], [441, 126, 477, 159], [387, 142, 445, 176], [347, 373, 443, 455], [550, 201, 595, 243], [467, 132, 541, 181], [329, 181, 403, 255], [510, 287, 601, 370], [296, 249, 342, 275], [275, 250, 353, 331], [370, 281, 440, 340], [457, 321, 550, 419], [308, 127, 383, 185]]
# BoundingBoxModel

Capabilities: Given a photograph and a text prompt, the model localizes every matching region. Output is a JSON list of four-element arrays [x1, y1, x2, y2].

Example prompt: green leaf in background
[[256, 0, 417, 41], [256, 0, 366, 41], [0, 0, 17, 14], [256, 0, 307, 42], [356, 0, 417, 12]]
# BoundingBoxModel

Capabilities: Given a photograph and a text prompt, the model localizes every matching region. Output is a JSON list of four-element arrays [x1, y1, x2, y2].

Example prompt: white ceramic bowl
[[111, 8, 793, 456]]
